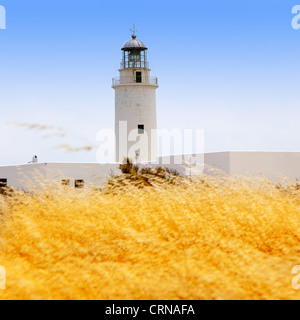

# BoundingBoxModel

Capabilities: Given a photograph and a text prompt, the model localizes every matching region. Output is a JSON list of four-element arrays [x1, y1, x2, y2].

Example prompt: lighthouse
[[112, 28, 159, 163]]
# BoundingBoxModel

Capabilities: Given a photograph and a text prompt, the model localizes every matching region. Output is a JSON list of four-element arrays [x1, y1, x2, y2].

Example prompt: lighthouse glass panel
[[122, 50, 148, 69]]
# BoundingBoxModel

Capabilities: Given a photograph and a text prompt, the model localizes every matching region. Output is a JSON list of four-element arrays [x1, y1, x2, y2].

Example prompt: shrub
[[165, 167, 180, 177], [140, 167, 153, 175], [119, 157, 139, 174]]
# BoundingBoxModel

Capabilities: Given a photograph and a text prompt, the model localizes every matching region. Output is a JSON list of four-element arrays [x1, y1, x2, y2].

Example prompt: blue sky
[[0, 0, 299, 164]]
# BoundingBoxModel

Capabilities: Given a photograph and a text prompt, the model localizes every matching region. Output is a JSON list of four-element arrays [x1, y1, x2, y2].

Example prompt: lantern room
[[121, 33, 149, 69]]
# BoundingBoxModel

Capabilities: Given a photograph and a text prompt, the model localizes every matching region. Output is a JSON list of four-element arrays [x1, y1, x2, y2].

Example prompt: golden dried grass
[[0, 175, 299, 300]]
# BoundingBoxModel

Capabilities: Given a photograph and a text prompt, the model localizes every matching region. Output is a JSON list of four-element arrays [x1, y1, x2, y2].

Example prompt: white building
[[112, 31, 158, 162], [1, 152, 300, 191]]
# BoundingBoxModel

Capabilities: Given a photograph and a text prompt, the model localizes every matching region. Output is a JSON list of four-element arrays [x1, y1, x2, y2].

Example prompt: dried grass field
[[0, 173, 300, 300]]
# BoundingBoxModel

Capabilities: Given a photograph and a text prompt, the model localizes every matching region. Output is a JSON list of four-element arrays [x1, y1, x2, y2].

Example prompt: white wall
[[0, 163, 120, 191], [204, 152, 230, 174], [204, 152, 300, 181], [156, 152, 300, 182], [228, 152, 300, 181], [45, 163, 120, 187], [1, 151, 300, 191], [0, 164, 47, 191]]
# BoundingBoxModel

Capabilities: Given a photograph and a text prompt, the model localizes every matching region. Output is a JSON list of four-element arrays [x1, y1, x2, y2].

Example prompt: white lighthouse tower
[[112, 28, 159, 163]]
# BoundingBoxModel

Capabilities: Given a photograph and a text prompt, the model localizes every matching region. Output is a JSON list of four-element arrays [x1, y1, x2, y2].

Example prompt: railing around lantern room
[[120, 61, 150, 69], [112, 76, 158, 87]]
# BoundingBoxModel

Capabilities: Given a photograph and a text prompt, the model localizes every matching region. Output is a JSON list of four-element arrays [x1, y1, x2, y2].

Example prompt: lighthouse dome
[[122, 34, 147, 50]]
